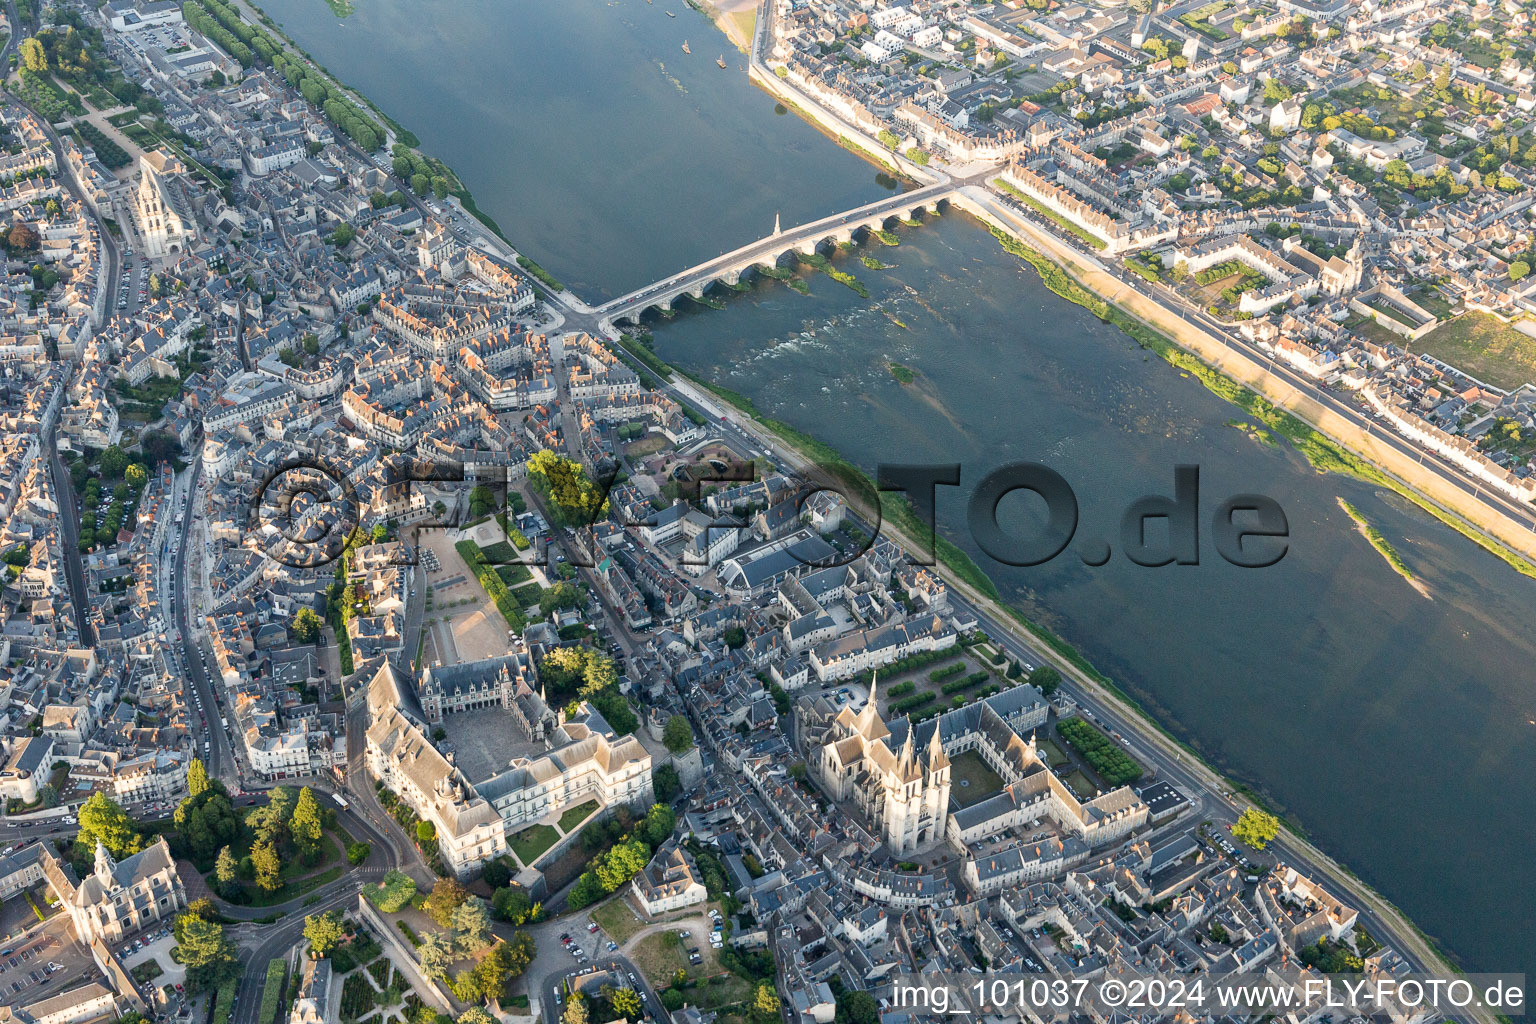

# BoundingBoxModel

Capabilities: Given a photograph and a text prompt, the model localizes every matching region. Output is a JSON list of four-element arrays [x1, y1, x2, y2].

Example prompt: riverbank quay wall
[[944, 185, 1536, 566]]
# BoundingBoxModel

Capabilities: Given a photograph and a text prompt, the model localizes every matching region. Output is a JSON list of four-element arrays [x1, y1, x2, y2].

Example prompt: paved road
[[169, 458, 241, 784]]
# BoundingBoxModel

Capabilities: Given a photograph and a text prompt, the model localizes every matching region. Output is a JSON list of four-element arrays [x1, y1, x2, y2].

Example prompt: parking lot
[[119, 927, 189, 1007], [117, 248, 151, 313], [0, 914, 91, 1007]]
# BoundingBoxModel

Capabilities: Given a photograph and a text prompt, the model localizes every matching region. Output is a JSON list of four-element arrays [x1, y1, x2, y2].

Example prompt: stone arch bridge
[[595, 181, 957, 326]]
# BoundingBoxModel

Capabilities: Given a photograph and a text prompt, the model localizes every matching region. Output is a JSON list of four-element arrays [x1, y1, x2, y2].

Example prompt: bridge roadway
[[591, 177, 966, 325]]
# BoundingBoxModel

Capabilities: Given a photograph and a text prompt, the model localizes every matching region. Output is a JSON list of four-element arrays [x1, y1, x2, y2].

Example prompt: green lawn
[[558, 799, 601, 833], [591, 896, 646, 944], [1410, 312, 1536, 390], [213, 832, 345, 906], [631, 930, 694, 985], [1036, 737, 1071, 768], [948, 749, 1006, 808], [1063, 770, 1099, 801], [241, 865, 345, 908], [509, 824, 559, 865]]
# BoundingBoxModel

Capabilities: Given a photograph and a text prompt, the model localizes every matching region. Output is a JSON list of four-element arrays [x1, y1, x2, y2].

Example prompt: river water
[[254, 0, 892, 300], [255, 0, 1535, 975]]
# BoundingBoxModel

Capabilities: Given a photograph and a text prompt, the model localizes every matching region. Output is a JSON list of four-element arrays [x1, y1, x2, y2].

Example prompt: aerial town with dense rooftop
[[0, 1, 1528, 1024]]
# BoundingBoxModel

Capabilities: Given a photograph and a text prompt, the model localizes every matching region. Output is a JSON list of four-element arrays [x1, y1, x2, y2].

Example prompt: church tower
[[923, 726, 952, 844], [94, 841, 117, 885]]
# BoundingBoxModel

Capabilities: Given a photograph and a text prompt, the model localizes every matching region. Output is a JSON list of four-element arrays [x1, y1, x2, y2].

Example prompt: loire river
[[253, 0, 1535, 977], [253, 0, 893, 300]]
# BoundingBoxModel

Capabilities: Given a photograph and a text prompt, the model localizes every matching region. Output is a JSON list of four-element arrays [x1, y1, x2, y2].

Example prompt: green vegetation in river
[[982, 223, 1536, 581], [797, 252, 868, 297], [862, 255, 893, 270], [756, 264, 811, 294], [1227, 419, 1276, 445], [887, 362, 915, 384], [1338, 498, 1417, 585]]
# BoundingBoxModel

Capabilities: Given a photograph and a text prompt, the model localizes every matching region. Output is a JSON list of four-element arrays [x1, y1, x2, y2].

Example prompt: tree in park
[[754, 984, 781, 1016], [19, 38, 46, 73], [482, 859, 512, 889], [491, 884, 532, 923], [497, 884, 540, 927], [1028, 664, 1062, 697], [411, 173, 430, 195], [417, 819, 438, 844], [417, 930, 455, 981], [99, 444, 129, 479], [141, 429, 182, 466], [450, 895, 493, 952], [124, 463, 148, 488], [612, 988, 643, 1019], [214, 846, 239, 897], [834, 990, 879, 1024], [77, 791, 141, 859], [451, 970, 482, 1003], [176, 786, 243, 865], [652, 763, 681, 804], [252, 838, 282, 892], [1231, 808, 1281, 850], [468, 484, 498, 518], [291, 607, 324, 643], [661, 989, 685, 1011], [528, 450, 609, 526], [290, 787, 325, 859], [304, 911, 345, 958], [175, 913, 240, 992], [422, 877, 469, 927], [563, 994, 589, 1024], [250, 785, 296, 845], [186, 758, 211, 797], [458, 1011, 496, 1024], [641, 803, 676, 850], [662, 714, 693, 754], [472, 932, 535, 1001]]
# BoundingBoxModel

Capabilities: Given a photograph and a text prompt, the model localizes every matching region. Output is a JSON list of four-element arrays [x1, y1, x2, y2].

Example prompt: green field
[[558, 799, 600, 833], [949, 749, 1006, 808], [509, 823, 559, 865], [591, 895, 646, 944], [1411, 313, 1536, 390]]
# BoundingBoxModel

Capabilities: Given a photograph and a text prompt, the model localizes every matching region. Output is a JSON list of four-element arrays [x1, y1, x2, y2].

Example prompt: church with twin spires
[[817, 675, 953, 854]]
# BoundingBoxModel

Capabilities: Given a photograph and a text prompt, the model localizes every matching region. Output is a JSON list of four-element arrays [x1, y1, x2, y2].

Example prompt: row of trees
[[183, 0, 385, 152]]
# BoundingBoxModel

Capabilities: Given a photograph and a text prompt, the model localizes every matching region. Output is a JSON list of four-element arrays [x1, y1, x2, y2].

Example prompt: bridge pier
[[721, 268, 743, 286]]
